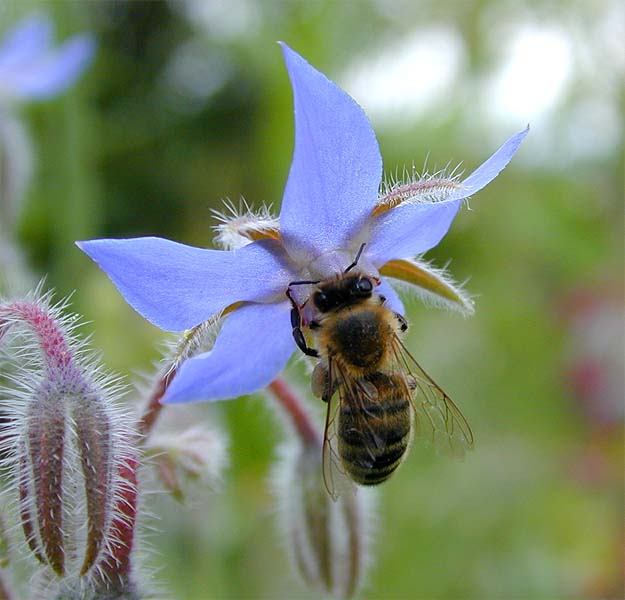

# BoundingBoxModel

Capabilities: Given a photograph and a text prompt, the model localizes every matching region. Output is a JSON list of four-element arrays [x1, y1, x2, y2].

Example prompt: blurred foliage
[[1, 0, 623, 598]]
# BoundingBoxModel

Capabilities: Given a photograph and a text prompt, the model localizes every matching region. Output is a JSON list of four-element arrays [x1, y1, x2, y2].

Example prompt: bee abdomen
[[338, 398, 411, 486]]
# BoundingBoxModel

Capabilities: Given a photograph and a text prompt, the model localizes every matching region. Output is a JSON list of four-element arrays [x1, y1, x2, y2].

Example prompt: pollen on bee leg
[[211, 198, 281, 250], [311, 363, 328, 399]]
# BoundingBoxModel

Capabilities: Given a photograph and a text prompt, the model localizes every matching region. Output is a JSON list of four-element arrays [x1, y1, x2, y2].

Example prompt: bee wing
[[320, 357, 360, 501], [391, 337, 474, 457]]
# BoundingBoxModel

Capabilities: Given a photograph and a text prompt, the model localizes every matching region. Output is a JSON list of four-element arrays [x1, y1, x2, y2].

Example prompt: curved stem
[[268, 378, 322, 448], [94, 365, 177, 586]]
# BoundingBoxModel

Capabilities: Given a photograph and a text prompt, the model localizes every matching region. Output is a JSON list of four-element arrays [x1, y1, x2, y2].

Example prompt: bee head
[[313, 274, 374, 313]]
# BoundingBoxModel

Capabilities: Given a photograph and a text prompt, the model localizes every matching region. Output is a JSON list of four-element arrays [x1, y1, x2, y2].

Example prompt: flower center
[[306, 248, 379, 282]]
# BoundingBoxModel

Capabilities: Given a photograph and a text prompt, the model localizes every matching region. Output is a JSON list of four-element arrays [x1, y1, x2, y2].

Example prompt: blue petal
[[163, 301, 294, 403], [77, 237, 299, 331], [366, 127, 529, 266], [0, 14, 51, 72], [377, 278, 405, 316], [367, 201, 461, 268], [279, 43, 382, 261], [6, 34, 95, 99], [445, 126, 530, 202]]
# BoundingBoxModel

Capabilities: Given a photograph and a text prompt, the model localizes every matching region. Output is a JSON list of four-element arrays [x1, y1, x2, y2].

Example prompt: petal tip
[[517, 123, 530, 141], [75, 239, 98, 257], [280, 42, 309, 76]]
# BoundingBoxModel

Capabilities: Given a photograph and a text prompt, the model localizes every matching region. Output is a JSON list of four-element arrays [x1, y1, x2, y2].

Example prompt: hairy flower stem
[[267, 378, 322, 448]]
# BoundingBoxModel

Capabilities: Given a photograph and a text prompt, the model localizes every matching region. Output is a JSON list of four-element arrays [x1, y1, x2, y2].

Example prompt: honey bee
[[287, 247, 473, 497]]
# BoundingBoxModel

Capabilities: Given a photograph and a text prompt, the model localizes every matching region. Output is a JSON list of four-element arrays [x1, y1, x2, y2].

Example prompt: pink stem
[[0, 301, 73, 371], [267, 378, 322, 448], [97, 366, 177, 582], [136, 368, 176, 441]]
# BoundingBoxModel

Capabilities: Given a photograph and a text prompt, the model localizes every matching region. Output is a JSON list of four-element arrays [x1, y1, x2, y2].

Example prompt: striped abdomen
[[338, 372, 412, 486]]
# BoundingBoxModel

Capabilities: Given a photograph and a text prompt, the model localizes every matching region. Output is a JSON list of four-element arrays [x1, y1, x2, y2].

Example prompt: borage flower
[[0, 13, 95, 103], [78, 44, 527, 405]]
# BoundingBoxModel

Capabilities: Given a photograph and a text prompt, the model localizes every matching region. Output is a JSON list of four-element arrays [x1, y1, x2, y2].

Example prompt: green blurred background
[[1, 1, 623, 598]]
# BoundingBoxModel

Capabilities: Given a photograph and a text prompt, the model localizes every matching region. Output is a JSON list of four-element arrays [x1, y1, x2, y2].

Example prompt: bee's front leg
[[287, 288, 319, 358]]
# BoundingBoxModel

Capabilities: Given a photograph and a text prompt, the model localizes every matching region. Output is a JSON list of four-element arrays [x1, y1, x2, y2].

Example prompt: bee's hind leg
[[311, 362, 339, 403], [311, 363, 329, 399]]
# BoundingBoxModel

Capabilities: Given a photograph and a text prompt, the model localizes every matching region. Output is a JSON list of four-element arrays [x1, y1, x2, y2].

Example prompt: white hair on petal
[[160, 312, 225, 377], [211, 197, 280, 250]]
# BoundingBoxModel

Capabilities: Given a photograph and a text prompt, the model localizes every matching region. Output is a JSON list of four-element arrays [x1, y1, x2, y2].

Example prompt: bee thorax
[[326, 309, 390, 371]]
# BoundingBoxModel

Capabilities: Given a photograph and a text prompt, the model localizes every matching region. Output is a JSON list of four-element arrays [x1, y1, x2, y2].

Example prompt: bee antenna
[[344, 243, 366, 273], [288, 280, 321, 287]]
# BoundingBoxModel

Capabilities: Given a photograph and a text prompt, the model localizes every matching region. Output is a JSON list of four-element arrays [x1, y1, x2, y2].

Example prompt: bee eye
[[356, 278, 373, 294], [314, 291, 329, 311]]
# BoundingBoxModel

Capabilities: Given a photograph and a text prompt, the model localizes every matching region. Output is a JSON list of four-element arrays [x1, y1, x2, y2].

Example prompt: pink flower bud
[[0, 292, 137, 591], [22, 384, 68, 576]]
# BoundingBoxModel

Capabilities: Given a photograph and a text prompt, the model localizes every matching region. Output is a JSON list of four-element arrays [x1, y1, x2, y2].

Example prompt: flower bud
[[146, 424, 228, 502], [273, 440, 374, 599], [0, 292, 138, 592]]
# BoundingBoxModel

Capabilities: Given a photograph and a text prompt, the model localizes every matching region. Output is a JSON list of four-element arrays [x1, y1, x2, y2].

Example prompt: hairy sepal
[[271, 441, 375, 598], [380, 257, 474, 315], [212, 199, 281, 250], [373, 168, 464, 217]]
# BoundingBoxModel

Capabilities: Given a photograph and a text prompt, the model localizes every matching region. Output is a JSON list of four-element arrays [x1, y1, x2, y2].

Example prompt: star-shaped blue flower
[[0, 13, 95, 103], [78, 44, 528, 405]]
